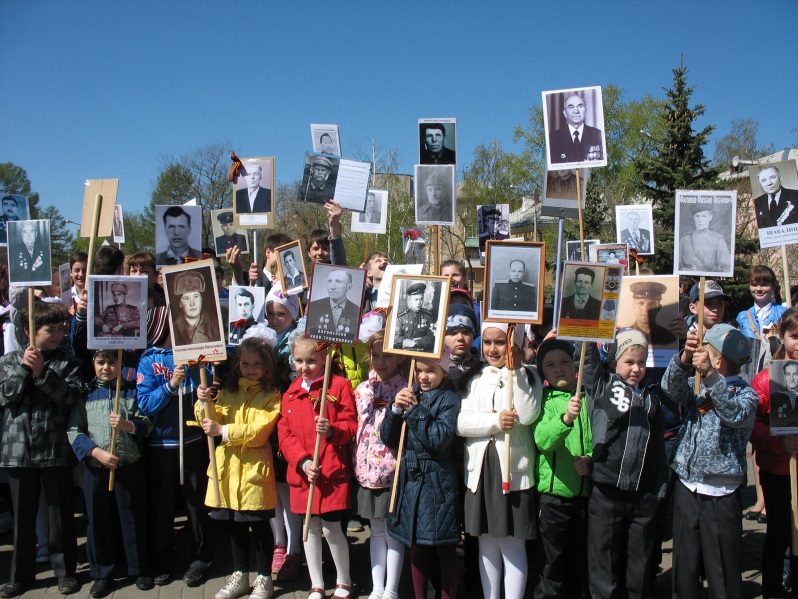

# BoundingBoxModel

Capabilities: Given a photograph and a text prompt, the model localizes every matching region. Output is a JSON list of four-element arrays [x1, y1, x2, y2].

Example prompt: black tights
[[230, 520, 274, 575], [410, 543, 458, 599]]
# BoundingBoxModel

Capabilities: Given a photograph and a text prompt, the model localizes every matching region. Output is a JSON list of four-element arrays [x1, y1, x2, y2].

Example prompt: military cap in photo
[[110, 283, 128, 294], [406, 282, 427, 296], [216, 212, 234, 224], [482, 207, 501, 219], [688, 202, 714, 215], [630, 281, 667, 300], [424, 169, 448, 187], [174, 271, 205, 295], [310, 155, 333, 170]]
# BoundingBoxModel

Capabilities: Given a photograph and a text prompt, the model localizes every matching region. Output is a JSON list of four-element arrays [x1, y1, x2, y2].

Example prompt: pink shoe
[[271, 545, 286, 575], [276, 553, 302, 581]]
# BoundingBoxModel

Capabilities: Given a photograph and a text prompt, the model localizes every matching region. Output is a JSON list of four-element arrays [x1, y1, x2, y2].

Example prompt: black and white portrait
[[615, 205, 654, 255], [565, 239, 599, 262], [617, 275, 679, 367], [477, 204, 510, 253], [543, 86, 608, 171], [384, 274, 450, 359], [299, 153, 340, 206], [414, 164, 456, 226], [375, 263, 424, 309], [483, 241, 544, 324], [58, 263, 72, 309], [87, 276, 147, 350], [228, 285, 265, 346], [8, 220, 51, 287], [113, 204, 125, 244], [154, 205, 203, 268], [418, 119, 456, 165], [769, 360, 798, 434], [351, 189, 388, 235], [589, 243, 628, 266], [0, 194, 30, 246], [276, 240, 307, 296], [557, 262, 621, 343], [306, 263, 366, 345], [674, 190, 737, 278], [310, 124, 342, 157], [234, 158, 275, 228], [211, 209, 249, 257], [540, 168, 590, 219], [749, 160, 798, 248]]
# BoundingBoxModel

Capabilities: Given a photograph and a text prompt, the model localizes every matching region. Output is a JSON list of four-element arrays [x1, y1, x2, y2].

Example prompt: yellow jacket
[[195, 379, 281, 511]]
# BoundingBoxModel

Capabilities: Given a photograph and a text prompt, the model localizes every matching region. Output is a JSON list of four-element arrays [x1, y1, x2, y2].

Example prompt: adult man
[[419, 122, 456, 165], [281, 249, 305, 290], [235, 163, 272, 214], [772, 361, 798, 428], [214, 212, 247, 256], [545, 169, 579, 199], [308, 268, 360, 343], [394, 282, 436, 352], [0, 195, 21, 245], [753, 165, 798, 228], [359, 192, 381, 224], [302, 155, 336, 205], [10, 221, 49, 283], [417, 169, 453, 223], [229, 287, 256, 344], [363, 251, 390, 311], [171, 271, 219, 346], [548, 93, 604, 164], [491, 259, 537, 312], [94, 283, 140, 337], [628, 281, 676, 346], [619, 211, 652, 253], [319, 132, 337, 155], [679, 203, 730, 273], [560, 266, 602, 320], [155, 206, 202, 266], [478, 207, 509, 252]]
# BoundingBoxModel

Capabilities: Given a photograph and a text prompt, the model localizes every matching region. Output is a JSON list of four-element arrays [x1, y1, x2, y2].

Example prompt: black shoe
[[757, 513, 768, 524], [182, 564, 207, 587], [0, 582, 31, 598], [58, 577, 80, 595], [744, 510, 762, 521], [89, 579, 110, 598], [153, 573, 171, 586], [135, 576, 154, 591]]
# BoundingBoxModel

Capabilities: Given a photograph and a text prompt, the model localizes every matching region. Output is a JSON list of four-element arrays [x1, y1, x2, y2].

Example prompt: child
[[457, 323, 541, 599], [444, 303, 480, 382], [0, 301, 82, 597], [353, 323, 406, 599], [532, 336, 592, 599], [67, 350, 153, 596], [277, 331, 357, 599], [381, 348, 461, 599], [737, 265, 786, 380], [196, 336, 283, 599], [662, 323, 758, 599], [581, 329, 667, 598]]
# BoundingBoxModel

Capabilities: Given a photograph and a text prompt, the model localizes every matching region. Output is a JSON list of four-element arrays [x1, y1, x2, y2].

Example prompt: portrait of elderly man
[[753, 165, 798, 228], [302, 155, 336, 204], [229, 287, 257, 344], [94, 282, 141, 337], [627, 281, 676, 346], [419, 122, 456, 165], [491, 259, 537, 312], [281, 249, 305, 290], [308, 268, 361, 343], [560, 266, 602, 320], [679, 203, 730, 273], [417, 168, 453, 223], [155, 206, 202, 266], [0, 195, 22, 244], [549, 92, 604, 164], [170, 270, 220, 346], [394, 282, 436, 352], [619, 211, 652, 253], [236, 162, 272, 214], [478, 207, 509, 252], [772, 361, 798, 428], [214, 211, 247, 255], [10, 221, 50, 283], [545, 168, 580, 199]]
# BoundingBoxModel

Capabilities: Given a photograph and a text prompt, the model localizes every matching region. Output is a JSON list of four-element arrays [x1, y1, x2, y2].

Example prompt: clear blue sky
[[2, 1, 796, 228]]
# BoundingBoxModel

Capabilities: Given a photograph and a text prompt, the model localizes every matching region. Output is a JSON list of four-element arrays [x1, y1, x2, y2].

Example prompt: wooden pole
[[27, 288, 35, 348], [108, 349, 124, 491], [303, 346, 333, 542], [389, 359, 416, 513], [364, 234, 370, 266], [791, 454, 798, 556], [253, 230, 259, 271], [781, 245, 790, 306], [178, 384, 184, 485], [694, 277, 706, 395], [199, 367, 222, 507], [574, 343, 588, 401], [85, 194, 103, 277], [575, 169, 585, 260], [502, 368, 514, 494]]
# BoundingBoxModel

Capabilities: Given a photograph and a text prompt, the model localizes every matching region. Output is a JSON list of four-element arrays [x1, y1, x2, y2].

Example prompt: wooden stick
[[502, 368, 514, 494], [781, 245, 790, 307], [364, 233, 370, 265], [253, 230, 259, 270], [178, 384, 184, 485], [199, 366, 221, 507], [85, 194, 102, 277], [433, 226, 441, 274], [303, 346, 333, 542], [389, 359, 416, 513], [574, 343, 588, 401], [693, 276, 706, 395], [298, 299, 304, 319], [108, 349, 123, 492], [27, 288, 35, 348], [791, 454, 798, 556], [575, 169, 585, 260]]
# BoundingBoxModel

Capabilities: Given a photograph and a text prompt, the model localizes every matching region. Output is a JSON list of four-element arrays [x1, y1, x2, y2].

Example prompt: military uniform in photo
[[302, 156, 335, 204], [94, 283, 141, 337], [679, 203, 731, 273], [214, 212, 247, 255], [393, 283, 436, 352], [628, 282, 676, 345], [491, 279, 537, 312], [12, 241, 48, 282], [229, 317, 256, 345], [308, 296, 360, 344], [771, 390, 798, 429]]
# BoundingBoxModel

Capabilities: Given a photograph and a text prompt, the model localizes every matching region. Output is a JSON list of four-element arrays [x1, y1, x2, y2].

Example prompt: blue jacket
[[736, 302, 787, 340]]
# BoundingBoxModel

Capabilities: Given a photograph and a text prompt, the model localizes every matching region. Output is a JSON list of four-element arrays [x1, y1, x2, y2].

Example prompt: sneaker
[[214, 571, 249, 599], [249, 575, 274, 599], [271, 545, 286, 575], [275, 553, 302, 581], [183, 563, 208, 588]]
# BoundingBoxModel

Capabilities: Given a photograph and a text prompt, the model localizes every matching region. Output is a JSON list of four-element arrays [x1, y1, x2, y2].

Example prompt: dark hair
[[1, 195, 17, 205], [421, 123, 446, 136], [320, 133, 332, 142], [224, 337, 286, 392], [306, 229, 330, 254], [234, 287, 254, 302], [0, 260, 9, 307], [574, 267, 595, 283], [92, 246, 125, 275], [284, 249, 296, 261], [93, 349, 118, 361], [440, 259, 465, 277], [20, 301, 68, 332], [162, 205, 191, 225], [748, 265, 781, 303], [774, 309, 798, 360], [263, 233, 292, 253], [69, 252, 88, 268]]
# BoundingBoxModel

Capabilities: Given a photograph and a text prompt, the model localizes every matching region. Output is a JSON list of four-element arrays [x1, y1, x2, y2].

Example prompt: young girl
[[277, 329, 357, 599], [195, 336, 284, 599], [456, 323, 541, 599], [381, 348, 461, 599], [353, 318, 407, 599]]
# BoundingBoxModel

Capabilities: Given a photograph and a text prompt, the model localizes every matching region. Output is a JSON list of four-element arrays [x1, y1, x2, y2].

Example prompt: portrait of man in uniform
[[415, 165, 455, 225], [483, 241, 544, 324], [491, 260, 537, 312], [8, 219, 51, 286], [213, 211, 248, 257], [300, 154, 339, 205], [94, 282, 141, 338], [477, 205, 510, 253], [393, 282, 437, 352], [678, 203, 731, 275], [384, 275, 450, 358], [618, 209, 653, 255], [627, 281, 677, 346], [771, 361, 798, 430]]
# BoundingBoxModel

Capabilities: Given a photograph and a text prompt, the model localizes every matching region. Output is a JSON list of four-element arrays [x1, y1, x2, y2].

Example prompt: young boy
[[0, 302, 83, 597], [581, 329, 667, 598], [532, 337, 591, 599], [661, 323, 758, 599]]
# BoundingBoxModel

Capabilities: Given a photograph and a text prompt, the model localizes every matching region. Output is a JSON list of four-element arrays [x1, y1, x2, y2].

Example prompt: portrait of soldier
[[171, 270, 220, 346], [478, 207, 509, 252], [679, 203, 730, 273], [9, 220, 50, 283], [307, 268, 360, 343], [214, 211, 247, 255], [619, 211, 652, 253], [302, 155, 336, 205], [417, 168, 453, 223], [627, 281, 677, 346], [548, 92, 604, 164], [94, 283, 141, 337], [490, 259, 537, 312], [229, 287, 256, 344], [393, 282, 436, 352], [753, 165, 798, 229], [772, 361, 798, 428]]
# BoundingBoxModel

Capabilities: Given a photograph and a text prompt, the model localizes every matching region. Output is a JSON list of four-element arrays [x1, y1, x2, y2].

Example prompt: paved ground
[[0, 449, 773, 598]]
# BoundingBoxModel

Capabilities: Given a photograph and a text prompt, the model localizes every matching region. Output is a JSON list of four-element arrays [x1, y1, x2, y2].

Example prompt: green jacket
[[533, 387, 592, 498]]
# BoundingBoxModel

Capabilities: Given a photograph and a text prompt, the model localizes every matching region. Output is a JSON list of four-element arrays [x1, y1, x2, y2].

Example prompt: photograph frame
[[565, 239, 600, 262], [305, 263, 367, 345], [375, 263, 424, 309], [477, 204, 510, 254], [674, 190, 737, 278], [749, 159, 798, 248], [8, 219, 52, 287], [228, 285, 266, 346], [0, 194, 30, 246], [483, 240, 545, 325], [351, 189, 388, 235], [384, 274, 451, 359], [80, 179, 119, 238], [414, 164, 456, 226], [211, 209, 250, 257], [557, 261, 623, 343], [418, 118, 457, 165], [542, 85, 608, 171], [86, 275, 147, 350], [589, 243, 628, 267], [58, 262, 72, 309], [233, 157, 275, 229], [615, 204, 654, 255], [310, 124, 342, 157], [769, 360, 798, 435], [112, 204, 125, 244], [154, 204, 204, 268], [275, 240, 308, 296], [616, 274, 679, 367]]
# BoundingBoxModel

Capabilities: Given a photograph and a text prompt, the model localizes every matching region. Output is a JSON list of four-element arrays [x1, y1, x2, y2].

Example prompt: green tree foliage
[[0, 162, 40, 213]]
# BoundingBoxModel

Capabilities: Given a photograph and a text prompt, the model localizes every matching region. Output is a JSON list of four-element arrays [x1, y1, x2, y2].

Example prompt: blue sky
[[2, 1, 796, 228]]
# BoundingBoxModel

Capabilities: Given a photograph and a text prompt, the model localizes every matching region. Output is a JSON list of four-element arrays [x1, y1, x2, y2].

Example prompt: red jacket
[[751, 369, 790, 476], [278, 374, 357, 515]]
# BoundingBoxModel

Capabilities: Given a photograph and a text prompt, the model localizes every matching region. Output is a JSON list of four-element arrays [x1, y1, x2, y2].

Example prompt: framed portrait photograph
[[674, 190, 737, 277], [477, 204, 510, 254], [86, 275, 147, 350], [80, 179, 119, 239], [298, 153, 371, 212], [565, 239, 599, 262], [615, 204, 654, 255], [112, 204, 125, 244], [749, 159, 798, 248], [310, 124, 342, 157], [414, 164, 456, 226], [542, 86, 608, 171], [275, 240, 308, 296], [154, 204, 204, 268], [589, 243, 628, 266], [0, 194, 30, 246], [306, 263, 366, 345], [211, 209, 249, 257], [58, 262, 72, 309], [384, 274, 451, 359], [228, 285, 265, 346], [617, 275, 679, 367], [233, 157, 275, 229], [376, 263, 424, 309], [8, 220, 51, 287], [769, 360, 798, 435], [541, 167, 589, 219], [483, 240, 545, 324], [351, 189, 388, 235], [419, 118, 456, 165], [557, 262, 623, 343], [162, 260, 227, 364]]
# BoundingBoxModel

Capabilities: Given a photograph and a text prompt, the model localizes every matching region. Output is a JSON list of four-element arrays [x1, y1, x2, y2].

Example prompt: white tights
[[368, 518, 404, 599], [304, 516, 351, 597], [270, 482, 302, 555], [478, 534, 527, 599]]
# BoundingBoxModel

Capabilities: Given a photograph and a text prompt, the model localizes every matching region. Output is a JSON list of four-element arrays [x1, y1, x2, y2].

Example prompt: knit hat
[[703, 323, 752, 366], [535, 337, 575, 374], [609, 328, 648, 365], [446, 304, 477, 335], [266, 284, 300, 321], [147, 307, 169, 346]]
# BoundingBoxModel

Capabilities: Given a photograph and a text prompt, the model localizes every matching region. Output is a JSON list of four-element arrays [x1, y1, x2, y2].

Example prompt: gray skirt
[[356, 485, 392, 520]]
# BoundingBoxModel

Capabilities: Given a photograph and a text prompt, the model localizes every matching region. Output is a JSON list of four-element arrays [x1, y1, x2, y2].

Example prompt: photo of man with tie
[[752, 165, 798, 229], [560, 266, 602, 321], [544, 86, 607, 170], [306, 265, 365, 345], [617, 207, 654, 255]]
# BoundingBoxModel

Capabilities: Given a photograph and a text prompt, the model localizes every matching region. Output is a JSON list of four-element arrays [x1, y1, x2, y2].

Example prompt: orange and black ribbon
[[229, 151, 244, 182], [629, 248, 644, 266], [187, 355, 206, 369], [184, 253, 213, 263], [506, 324, 517, 369]]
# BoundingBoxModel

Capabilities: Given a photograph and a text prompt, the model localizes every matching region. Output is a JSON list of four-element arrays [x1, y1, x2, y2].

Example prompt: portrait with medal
[[383, 274, 451, 359], [305, 263, 367, 345]]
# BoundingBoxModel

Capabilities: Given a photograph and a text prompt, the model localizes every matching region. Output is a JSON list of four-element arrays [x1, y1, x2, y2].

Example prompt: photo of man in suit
[[753, 165, 798, 228], [229, 287, 256, 344], [320, 132, 337, 155], [359, 192, 381, 224], [155, 206, 202, 266], [307, 268, 360, 344], [419, 122, 456, 165], [236, 163, 272, 214], [560, 266, 602, 320], [549, 93, 604, 165], [214, 211, 247, 255], [772, 361, 798, 429], [619, 211, 652, 254], [0, 195, 22, 245], [490, 259, 537, 312]]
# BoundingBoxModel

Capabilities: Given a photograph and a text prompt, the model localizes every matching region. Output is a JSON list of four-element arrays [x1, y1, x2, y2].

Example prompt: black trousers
[[534, 493, 589, 599], [760, 469, 796, 598], [672, 479, 742, 599], [145, 441, 212, 573], [7, 466, 77, 583], [588, 482, 660, 599], [230, 520, 273, 576], [83, 460, 149, 580]]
